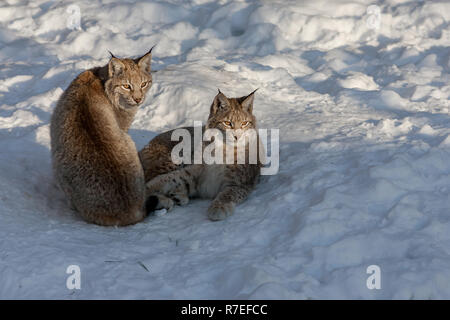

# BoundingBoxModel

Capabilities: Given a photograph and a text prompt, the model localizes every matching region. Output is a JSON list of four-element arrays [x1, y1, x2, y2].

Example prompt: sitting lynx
[[140, 90, 262, 221], [51, 49, 154, 226]]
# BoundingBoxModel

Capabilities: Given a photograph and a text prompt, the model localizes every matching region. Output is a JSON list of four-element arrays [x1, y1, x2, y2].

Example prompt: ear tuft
[[238, 89, 258, 112], [136, 45, 155, 74], [108, 50, 117, 59]]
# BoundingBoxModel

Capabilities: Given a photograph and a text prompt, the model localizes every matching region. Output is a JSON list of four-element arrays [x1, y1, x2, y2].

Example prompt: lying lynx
[[51, 49, 153, 226], [140, 90, 262, 221]]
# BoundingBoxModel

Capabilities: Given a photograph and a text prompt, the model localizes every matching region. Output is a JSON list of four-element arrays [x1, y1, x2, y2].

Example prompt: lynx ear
[[238, 89, 258, 113], [136, 46, 155, 74], [108, 57, 125, 78], [210, 90, 229, 114]]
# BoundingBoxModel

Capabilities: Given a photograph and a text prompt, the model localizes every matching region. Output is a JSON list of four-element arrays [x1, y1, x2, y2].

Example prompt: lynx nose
[[134, 97, 142, 104], [233, 129, 243, 141]]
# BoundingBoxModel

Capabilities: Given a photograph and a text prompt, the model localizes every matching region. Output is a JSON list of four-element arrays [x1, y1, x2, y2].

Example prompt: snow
[[0, 0, 449, 299]]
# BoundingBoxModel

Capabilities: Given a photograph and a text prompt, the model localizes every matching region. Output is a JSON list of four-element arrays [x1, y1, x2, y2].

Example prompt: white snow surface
[[0, 0, 450, 299]]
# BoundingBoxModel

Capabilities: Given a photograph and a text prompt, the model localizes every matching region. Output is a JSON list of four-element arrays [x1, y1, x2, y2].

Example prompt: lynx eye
[[122, 84, 131, 90], [241, 121, 250, 127], [141, 81, 148, 88], [223, 121, 232, 127]]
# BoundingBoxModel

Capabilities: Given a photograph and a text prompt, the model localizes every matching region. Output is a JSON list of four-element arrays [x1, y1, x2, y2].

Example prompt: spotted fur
[[142, 90, 262, 221]]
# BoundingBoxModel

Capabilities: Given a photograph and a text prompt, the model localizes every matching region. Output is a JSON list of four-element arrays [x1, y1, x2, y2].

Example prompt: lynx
[[50, 49, 153, 226], [140, 90, 262, 221]]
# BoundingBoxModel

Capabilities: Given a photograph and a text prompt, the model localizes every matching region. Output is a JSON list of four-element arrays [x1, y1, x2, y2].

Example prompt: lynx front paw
[[207, 202, 235, 221]]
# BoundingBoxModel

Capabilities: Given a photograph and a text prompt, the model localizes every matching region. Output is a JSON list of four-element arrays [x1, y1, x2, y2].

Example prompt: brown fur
[[50, 49, 153, 226]]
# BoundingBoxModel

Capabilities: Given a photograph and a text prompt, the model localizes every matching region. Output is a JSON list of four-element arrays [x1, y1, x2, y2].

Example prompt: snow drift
[[0, 0, 449, 299]]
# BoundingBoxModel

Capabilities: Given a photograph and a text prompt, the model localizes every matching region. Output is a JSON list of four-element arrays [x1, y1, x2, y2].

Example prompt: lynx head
[[104, 47, 153, 109], [206, 89, 258, 143]]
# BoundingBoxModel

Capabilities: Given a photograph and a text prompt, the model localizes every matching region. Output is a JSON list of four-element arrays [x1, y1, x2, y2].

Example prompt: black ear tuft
[[238, 88, 258, 112], [142, 45, 156, 60], [239, 88, 258, 102], [108, 50, 117, 59], [136, 46, 155, 74], [145, 195, 159, 216]]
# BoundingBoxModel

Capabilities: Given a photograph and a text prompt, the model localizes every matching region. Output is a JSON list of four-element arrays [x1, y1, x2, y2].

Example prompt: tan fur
[[142, 90, 262, 221], [50, 49, 153, 226], [139, 127, 195, 182]]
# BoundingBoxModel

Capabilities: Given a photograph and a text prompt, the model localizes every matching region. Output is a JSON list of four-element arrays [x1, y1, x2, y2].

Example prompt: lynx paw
[[145, 194, 174, 215], [207, 202, 235, 221], [169, 193, 190, 206]]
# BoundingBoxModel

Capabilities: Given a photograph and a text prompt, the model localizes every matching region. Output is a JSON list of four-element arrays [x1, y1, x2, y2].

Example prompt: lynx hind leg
[[145, 194, 174, 213], [145, 166, 200, 214], [168, 191, 190, 206], [145, 189, 190, 213], [139, 132, 185, 182]]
